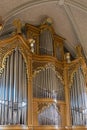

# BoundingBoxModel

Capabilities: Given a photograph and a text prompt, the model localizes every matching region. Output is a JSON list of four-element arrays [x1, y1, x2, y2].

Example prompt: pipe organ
[[0, 18, 87, 130]]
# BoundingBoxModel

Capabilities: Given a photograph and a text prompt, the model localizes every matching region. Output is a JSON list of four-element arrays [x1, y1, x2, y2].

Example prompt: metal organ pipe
[[18, 51, 23, 124], [0, 48, 28, 125]]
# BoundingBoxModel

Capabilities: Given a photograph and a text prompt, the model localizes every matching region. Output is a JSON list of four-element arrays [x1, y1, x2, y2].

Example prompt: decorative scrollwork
[[38, 102, 50, 113], [38, 102, 60, 114], [0, 36, 30, 77], [33, 62, 64, 84]]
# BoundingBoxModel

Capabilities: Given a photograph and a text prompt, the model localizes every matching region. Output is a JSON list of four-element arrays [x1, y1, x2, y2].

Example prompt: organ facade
[[0, 18, 87, 130]]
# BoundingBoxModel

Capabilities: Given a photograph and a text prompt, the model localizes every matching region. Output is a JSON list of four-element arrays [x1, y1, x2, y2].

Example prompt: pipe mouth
[[0, 100, 27, 109]]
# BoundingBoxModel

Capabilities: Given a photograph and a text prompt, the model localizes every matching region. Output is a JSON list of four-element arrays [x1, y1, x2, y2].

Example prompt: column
[[64, 63, 72, 129]]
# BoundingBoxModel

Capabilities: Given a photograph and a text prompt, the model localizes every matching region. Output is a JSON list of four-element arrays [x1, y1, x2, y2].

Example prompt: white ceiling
[[0, 0, 87, 58]]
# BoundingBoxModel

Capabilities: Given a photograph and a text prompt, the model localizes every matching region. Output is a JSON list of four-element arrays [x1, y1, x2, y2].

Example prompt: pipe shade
[[38, 103, 61, 126]]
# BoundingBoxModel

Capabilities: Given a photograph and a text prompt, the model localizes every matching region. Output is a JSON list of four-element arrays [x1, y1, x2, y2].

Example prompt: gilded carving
[[13, 19, 22, 34], [68, 56, 87, 88], [32, 62, 64, 84], [76, 45, 82, 57], [38, 102, 50, 113], [68, 63, 80, 88], [37, 102, 60, 114]]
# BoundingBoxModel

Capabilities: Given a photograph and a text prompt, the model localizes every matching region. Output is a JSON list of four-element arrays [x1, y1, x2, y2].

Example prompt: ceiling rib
[[65, 0, 87, 14], [64, 4, 87, 58], [3, 0, 87, 24], [3, 0, 58, 22]]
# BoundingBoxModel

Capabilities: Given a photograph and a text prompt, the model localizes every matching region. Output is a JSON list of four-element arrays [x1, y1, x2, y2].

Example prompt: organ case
[[0, 19, 86, 130]]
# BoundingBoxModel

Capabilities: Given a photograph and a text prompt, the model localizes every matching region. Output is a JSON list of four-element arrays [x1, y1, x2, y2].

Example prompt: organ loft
[[0, 18, 87, 130]]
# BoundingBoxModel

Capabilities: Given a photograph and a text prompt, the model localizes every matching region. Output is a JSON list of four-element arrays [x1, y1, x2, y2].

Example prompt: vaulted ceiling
[[0, 0, 87, 58]]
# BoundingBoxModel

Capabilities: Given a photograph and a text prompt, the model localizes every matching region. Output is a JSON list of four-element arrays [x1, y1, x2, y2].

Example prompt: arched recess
[[70, 66, 87, 126], [33, 65, 65, 101], [0, 47, 28, 125], [38, 103, 61, 126], [0, 36, 31, 125]]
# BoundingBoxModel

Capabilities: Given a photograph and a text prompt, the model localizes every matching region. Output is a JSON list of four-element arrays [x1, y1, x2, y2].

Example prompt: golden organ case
[[0, 19, 87, 130]]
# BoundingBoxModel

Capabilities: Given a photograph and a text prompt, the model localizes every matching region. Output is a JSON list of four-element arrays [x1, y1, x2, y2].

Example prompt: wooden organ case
[[0, 19, 87, 130]]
